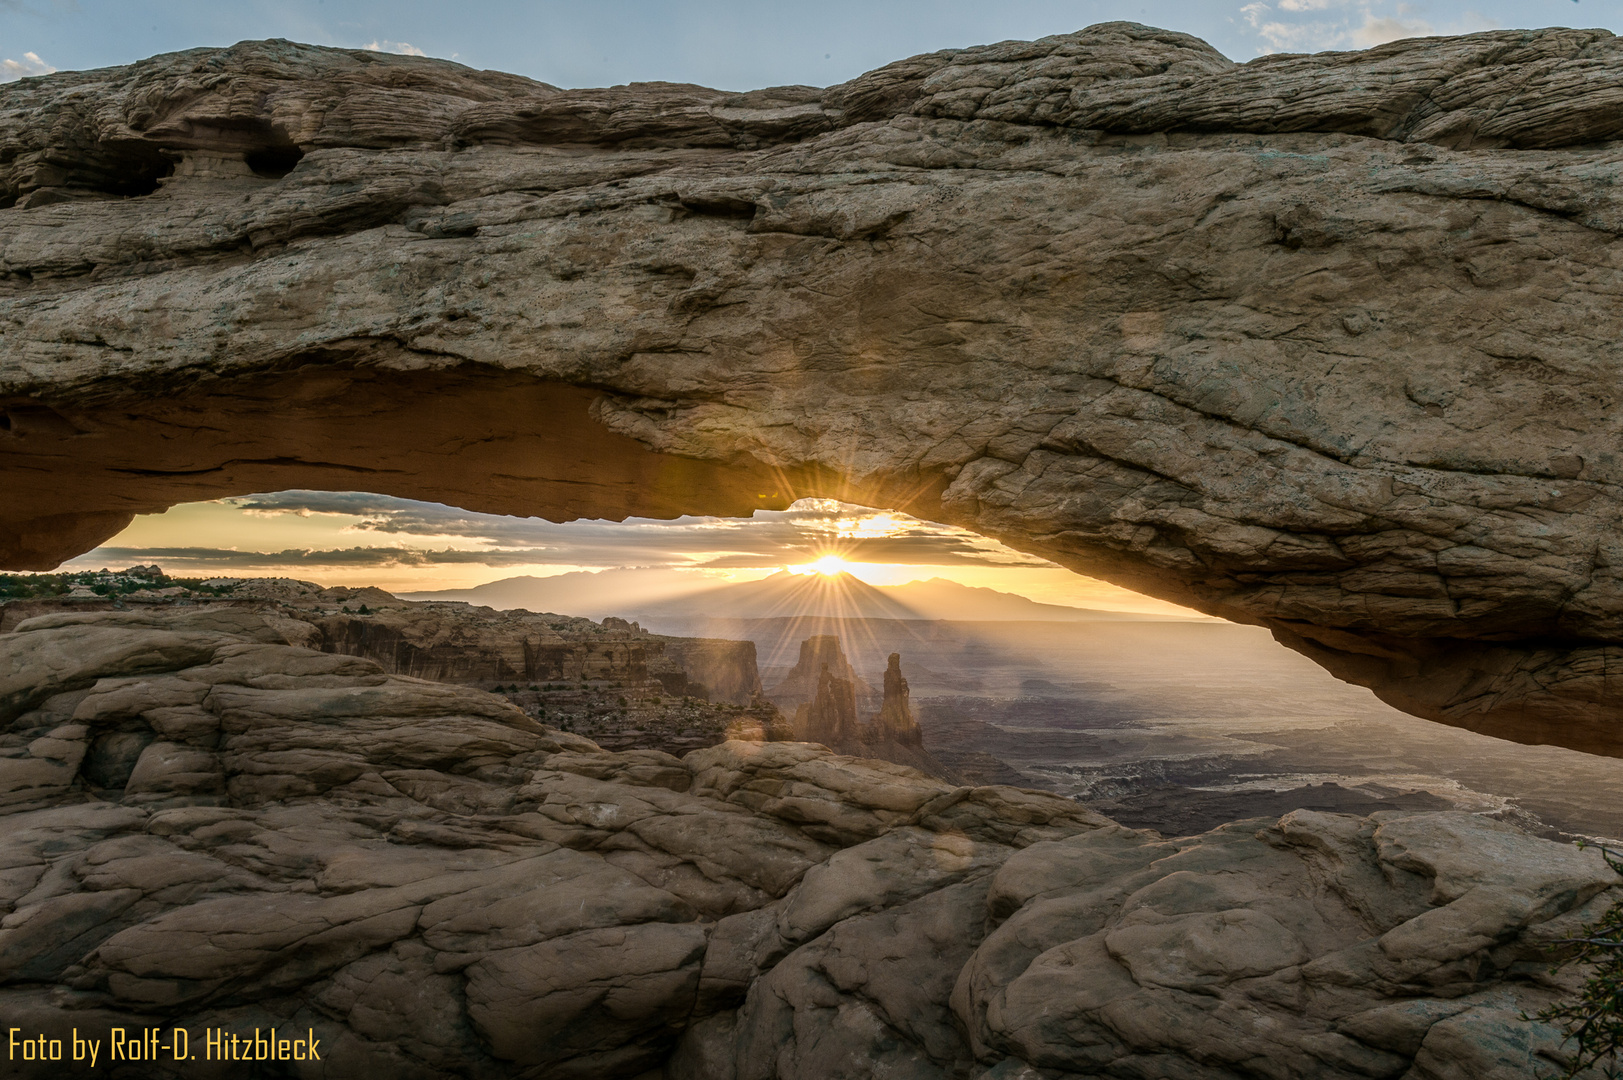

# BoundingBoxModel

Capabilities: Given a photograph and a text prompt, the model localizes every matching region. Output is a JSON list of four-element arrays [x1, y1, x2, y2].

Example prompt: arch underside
[[7, 29, 1623, 755], [5, 358, 1621, 758]]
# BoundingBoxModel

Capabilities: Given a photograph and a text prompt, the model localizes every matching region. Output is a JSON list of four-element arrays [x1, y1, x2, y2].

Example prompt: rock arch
[[7, 26, 1623, 752]]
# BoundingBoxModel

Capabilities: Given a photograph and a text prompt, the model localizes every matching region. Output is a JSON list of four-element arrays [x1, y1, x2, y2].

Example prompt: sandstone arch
[[7, 25, 1623, 753]]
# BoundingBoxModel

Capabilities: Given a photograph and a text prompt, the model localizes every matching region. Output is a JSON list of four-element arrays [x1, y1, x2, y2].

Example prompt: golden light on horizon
[[789, 554, 855, 577], [834, 512, 905, 538], [59, 494, 1210, 617]]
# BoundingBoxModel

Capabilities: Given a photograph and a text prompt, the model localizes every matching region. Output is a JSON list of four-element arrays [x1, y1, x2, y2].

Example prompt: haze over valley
[[421, 568, 1623, 845], [46, 492, 1623, 847]]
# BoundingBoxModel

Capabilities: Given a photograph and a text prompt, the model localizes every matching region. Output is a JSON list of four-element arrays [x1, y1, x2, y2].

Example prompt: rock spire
[[872, 652, 923, 749], [794, 662, 863, 748], [769, 636, 877, 714]]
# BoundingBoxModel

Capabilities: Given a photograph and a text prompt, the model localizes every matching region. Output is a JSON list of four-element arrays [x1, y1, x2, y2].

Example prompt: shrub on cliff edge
[[1540, 842, 1623, 1079]]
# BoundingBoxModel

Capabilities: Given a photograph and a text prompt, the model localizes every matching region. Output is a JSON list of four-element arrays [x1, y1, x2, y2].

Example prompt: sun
[[791, 555, 853, 577]]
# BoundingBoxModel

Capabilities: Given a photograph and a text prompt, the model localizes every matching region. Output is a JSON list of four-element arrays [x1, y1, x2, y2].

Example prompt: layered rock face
[[793, 664, 863, 748], [1, 577, 766, 704], [784, 639, 992, 779], [0, 610, 1612, 1078], [275, 588, 764, 704], [8, 26, 1623, 748], [312, 600, 659, 686], [769, 635, 878, 714], [875, 651, 923, 748], [654, 637, 764, 705]]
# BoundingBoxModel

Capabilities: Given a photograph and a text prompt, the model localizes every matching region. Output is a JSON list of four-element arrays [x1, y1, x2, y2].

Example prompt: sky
[[58, 494, 1200, 616], [2, 0, 1616, 89]]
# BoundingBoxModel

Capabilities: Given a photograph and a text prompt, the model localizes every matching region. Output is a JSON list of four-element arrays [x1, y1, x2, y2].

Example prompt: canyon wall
[[0, 578, 767, 704], [7, 25, 1623, 749], [654, 638, 763, 705]]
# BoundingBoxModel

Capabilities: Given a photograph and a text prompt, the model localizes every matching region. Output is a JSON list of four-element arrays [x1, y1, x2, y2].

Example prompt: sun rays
[[56, 493, 1202, 617], [788, 554, 855, 577]]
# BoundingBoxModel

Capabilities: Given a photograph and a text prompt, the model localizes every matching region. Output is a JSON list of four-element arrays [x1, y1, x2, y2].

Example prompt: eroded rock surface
[[6, 25, 1623, 747], [0, 575, 799, 768], [769, 635, 879, 716], [0, 573, 766, 701], [0, 610, 1613, 1077], [779, 638, 945, 777]]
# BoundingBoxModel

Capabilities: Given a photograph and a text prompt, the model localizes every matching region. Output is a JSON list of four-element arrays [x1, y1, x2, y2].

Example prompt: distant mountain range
[[403, 567, 708, 620], [402, 569, 1206, 624]]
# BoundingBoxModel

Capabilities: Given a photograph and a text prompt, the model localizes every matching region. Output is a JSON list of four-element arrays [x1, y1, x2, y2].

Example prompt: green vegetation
[[0, 568, 236, 600], [1539, 842, 1623, 1079], [0, 575, 70, 598]]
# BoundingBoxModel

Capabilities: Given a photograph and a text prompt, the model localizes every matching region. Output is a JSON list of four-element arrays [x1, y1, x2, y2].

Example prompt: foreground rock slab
[[7, 25, 1623, 750], [0, 609, 1612, 1077]]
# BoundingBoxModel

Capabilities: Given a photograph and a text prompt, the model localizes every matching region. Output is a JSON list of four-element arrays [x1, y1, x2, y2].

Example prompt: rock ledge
[[0, 610, 1612, 1077]]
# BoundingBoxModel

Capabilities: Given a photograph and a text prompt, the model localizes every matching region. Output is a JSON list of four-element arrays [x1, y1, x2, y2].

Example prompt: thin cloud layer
[[71, 492, 1052, 576], [80, 537, 1021, 572], [55, 490, 1202, 615], [209, 490, 1038, 568], [1351, 14, 1434, 46], [362, 39, 427, 56], [1, 50, 55, 80], [1236, 1, 1496, 55], [79, 546, 578, 569]]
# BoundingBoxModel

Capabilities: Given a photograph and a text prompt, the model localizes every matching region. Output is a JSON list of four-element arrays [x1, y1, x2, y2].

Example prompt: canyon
[[5, 25, 1623, 750], [0, 606, 1614, 1078], [0, 573, 763, 703], [6, 21, 1623, 1076]]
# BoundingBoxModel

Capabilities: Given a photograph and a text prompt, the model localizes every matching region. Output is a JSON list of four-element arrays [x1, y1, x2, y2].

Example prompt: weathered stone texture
[[0, 610, 1614, 1077], [8, 25, 1623, 748], [2, 581, 769, 709]]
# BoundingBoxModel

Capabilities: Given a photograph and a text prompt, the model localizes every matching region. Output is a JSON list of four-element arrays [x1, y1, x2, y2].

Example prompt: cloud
[[72, 537, 1028, 573], [1238, 1, 1464, 55], [218, 491, 1048, 569], [83, 491, 1055, 578], [1239, 3, 1347, 52], [1452, 13, 1503, 34], [363, 40, 427, 57], [0, 51, 55, 82], [1352, 15, 1435, 47], [72, 546, 592, 570], [694, 537, 1031, 569]]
